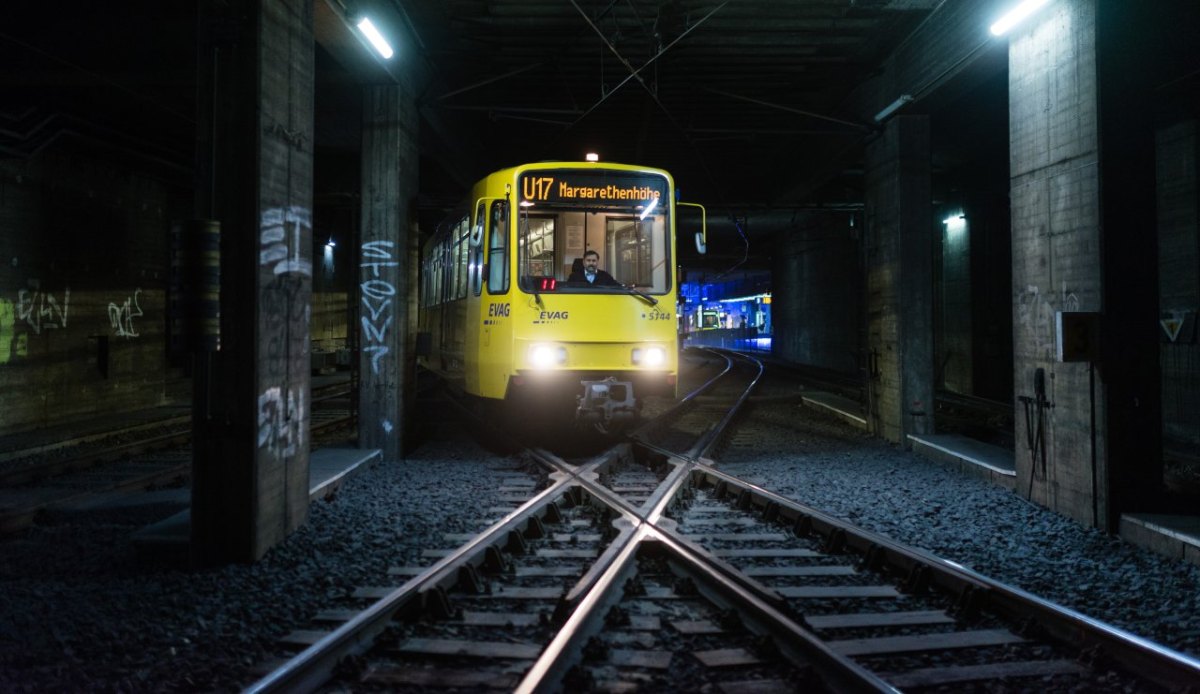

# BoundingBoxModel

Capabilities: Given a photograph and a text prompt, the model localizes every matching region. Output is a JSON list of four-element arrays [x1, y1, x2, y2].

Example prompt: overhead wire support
[[705, 87, 872, 133], [565, 0, 732, 129]]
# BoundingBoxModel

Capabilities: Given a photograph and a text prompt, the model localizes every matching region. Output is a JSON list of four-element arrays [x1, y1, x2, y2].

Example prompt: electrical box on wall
[[1056, 311, 1101, 362]]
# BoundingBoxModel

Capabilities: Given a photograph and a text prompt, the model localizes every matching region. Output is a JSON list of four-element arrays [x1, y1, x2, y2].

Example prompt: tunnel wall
[[0, 152, 190, 437], [770, 213, 862, 376]]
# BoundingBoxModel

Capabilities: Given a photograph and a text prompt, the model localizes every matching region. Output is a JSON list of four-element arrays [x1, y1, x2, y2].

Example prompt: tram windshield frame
[[515, 170, 672, 295]]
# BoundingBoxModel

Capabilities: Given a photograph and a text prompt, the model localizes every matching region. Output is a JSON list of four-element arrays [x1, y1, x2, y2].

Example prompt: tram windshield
[[516, 170, 671, 294]]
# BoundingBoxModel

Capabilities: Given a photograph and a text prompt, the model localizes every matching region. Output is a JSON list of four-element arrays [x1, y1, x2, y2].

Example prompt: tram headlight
[[632, 345, 666, 368], [529, 344, 567, 369]]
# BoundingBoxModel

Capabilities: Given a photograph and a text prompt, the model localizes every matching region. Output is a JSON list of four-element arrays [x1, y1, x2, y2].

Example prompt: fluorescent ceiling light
[[873, 94, 913, 123], [356, 17, 394, 59], [990, 0, 1051, 36]]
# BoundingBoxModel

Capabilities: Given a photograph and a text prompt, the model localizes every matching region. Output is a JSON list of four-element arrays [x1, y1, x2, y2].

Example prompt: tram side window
[[487, 201, 509, 294], [454, 215, 470, 300], [471, 202, 485, 296], [421, 254, 431, 307], [520, 215, 556, 281], [438, 239, 449, 304], [434, 240, 448, 302]]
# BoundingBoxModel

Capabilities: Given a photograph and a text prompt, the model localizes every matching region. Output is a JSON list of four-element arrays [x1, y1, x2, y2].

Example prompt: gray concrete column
[[1007, 0, 1162, 529], [1008, 0, 1102, 527], [864, 115, 934, 445], [192, 0, 314, 564], [358, 86, 418, 461]]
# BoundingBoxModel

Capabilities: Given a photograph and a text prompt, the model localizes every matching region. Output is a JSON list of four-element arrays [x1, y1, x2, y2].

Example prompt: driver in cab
[[569, 250, 620, 286]]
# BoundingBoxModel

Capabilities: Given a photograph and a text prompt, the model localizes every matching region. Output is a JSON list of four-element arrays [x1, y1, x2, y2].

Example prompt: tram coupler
[[576, 376, 637, 428]]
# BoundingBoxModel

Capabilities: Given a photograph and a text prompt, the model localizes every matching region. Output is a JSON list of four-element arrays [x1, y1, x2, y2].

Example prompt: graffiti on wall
[[17, 284, 70, 334], [108, 288, 144, 338], [1018, 282, 1081, 359], [0, 298, 17, 364], [257, 385, 307, 457], [259, 204, 313, 389], [260, 206, 313, 277], [360, 240, 398, 374]]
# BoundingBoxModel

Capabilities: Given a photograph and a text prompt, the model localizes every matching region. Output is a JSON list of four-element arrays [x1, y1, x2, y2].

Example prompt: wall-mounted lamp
[[873, 94, 913, 123], [944, 213, 967, 239], [989, 0, 1051, 36], [322, 234, 336, 277], [356, 17, 394, 59]]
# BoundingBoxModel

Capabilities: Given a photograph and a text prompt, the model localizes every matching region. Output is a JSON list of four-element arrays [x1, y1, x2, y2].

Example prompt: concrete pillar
[[358, 86, 418, 461], [864, 115, 934, 444], [1007, 0, 1162, 529], [771, 213, 862, 375], [192, 0, 314, 564], [1157, 122, 1200, 458]]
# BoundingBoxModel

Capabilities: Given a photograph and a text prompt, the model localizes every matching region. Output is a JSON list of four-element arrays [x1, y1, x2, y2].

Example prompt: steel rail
[[685, 349, 764, 460], [627, 347, 732, 441], [515, 521, 646, 694], [517, 392, 900, 692], [516, 503, 898, 692], [650, 531, 899, 693], [689, 465, 1200, 689], [243, 475, 580, 694]]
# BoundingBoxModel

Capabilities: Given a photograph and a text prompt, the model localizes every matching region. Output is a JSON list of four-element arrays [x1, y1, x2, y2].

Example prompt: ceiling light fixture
[[873, 94, 913, 123], [356, 17, 394, 59], [989, 0, 1051, 36]]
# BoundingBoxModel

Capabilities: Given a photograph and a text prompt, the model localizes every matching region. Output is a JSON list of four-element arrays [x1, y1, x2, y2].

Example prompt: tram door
[[477, 200, 512, 399], [464, 201, 487, 393]]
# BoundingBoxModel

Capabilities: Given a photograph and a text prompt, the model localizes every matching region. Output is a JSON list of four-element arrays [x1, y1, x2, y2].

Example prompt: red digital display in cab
[[537, 277, 557, 291]]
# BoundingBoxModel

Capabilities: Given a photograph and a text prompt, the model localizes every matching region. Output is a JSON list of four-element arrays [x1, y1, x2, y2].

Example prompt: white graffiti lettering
[[108, 288, 144, 338], [360, 240, 396, 374], [260, 206, 313, 277], [256, 385, 307, 457], [1017, 284, 1057, 359], [17, 285, 70, 334]]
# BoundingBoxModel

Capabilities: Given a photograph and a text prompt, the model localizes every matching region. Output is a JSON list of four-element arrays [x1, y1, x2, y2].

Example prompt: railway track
[[247, 349, 1200, 691], [0, 381, 354, 535]]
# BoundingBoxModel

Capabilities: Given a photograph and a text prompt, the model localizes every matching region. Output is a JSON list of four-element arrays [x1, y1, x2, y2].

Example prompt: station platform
[[131, 446, 381, 557], [907, 433, 1016, 490], [799, 389, 1200, 568]]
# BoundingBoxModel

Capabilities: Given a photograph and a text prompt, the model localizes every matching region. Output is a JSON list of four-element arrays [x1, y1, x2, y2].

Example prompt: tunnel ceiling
[[1, 0, 1000, 269], [395, 0, 939, 199]]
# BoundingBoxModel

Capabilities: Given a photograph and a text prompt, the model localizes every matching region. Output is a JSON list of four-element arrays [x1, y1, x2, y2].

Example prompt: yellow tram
[[418, 160, 705, 429]]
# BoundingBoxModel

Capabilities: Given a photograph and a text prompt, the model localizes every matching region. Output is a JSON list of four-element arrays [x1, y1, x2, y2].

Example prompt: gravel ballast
[[1, 398, 1198, 691]]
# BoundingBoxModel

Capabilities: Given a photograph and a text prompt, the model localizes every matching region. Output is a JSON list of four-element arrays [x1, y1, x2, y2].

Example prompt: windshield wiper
[[622, 286, 658, 306]]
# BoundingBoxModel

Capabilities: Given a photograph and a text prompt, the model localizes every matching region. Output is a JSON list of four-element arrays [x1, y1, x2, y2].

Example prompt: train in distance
[[417, 159, 707, 431]]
